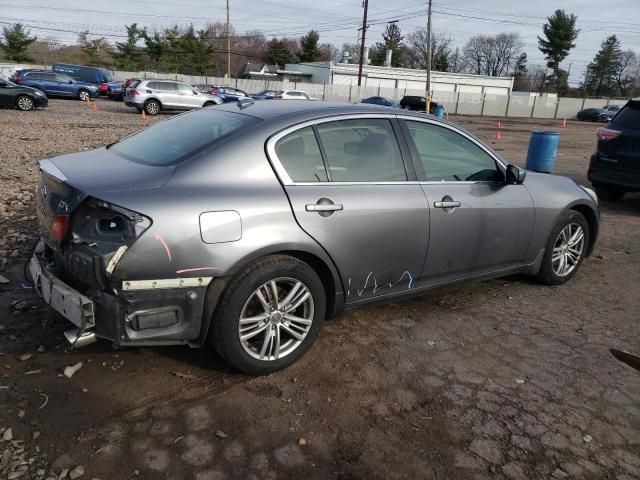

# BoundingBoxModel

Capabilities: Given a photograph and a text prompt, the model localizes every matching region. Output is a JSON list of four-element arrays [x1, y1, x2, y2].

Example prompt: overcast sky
[[1, 0, 639, 83]]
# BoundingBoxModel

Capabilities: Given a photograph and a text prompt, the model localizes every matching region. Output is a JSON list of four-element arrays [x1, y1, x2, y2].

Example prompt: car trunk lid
[[36, 148, 173, 247]]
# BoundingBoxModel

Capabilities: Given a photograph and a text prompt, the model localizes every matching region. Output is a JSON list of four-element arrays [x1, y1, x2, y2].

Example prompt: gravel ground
[[0, 99, 639, 480]]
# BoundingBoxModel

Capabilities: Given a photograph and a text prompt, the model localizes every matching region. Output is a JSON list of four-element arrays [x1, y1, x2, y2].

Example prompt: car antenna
[[237, 98, 254, 109]]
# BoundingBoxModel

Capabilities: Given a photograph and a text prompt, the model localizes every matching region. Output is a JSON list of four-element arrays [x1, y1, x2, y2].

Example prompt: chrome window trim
[[396, 114, 507, 171], [266, 113, 408, 186]]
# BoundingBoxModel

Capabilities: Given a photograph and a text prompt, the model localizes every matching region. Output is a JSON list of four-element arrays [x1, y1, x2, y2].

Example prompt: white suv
[[124, 79, 222, 115], [275, 90, 315, 100]]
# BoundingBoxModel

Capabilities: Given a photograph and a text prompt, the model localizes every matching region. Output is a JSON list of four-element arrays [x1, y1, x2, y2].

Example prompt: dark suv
[[588, 98, 640, 200], [400, 95, 443, 114]]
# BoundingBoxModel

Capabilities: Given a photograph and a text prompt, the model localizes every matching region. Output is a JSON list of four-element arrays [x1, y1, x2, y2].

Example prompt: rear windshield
[[129, 80, 141, 88], [613, 100, 640, 129], [109, 109, 259, 166]]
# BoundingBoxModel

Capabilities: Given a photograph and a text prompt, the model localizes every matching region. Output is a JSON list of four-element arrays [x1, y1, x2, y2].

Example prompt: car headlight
[[33, 90, 44, 96], [580, 185, 598, 206]]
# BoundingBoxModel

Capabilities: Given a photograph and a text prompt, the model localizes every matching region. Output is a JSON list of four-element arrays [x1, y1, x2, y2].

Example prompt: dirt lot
[[0, 99, 639, 480]]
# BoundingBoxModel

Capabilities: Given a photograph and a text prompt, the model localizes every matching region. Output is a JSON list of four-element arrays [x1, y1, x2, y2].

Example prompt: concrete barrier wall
[[0, 63, 631, 120]]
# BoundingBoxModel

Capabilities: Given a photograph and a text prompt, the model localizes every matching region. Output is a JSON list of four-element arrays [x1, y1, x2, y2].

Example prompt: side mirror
[[506, 164, 526, 185]]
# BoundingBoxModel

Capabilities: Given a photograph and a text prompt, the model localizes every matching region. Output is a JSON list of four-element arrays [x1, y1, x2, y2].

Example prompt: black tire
[[78, 89, 90, 102], [203, 101, 216, 108], [16, 95, 35, 111], [536, 210, 589, 286], [211, 255, 326, 375], [144, 99, 161, 115], [594, 185, 625, 201]]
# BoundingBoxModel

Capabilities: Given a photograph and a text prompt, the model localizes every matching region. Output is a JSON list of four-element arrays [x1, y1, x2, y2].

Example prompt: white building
[[284, 62, 514, 95]]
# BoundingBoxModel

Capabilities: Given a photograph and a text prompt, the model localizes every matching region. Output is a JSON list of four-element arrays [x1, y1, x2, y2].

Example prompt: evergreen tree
[[299, 30, 321, 62], [370, 23, 404, 67], [585, 35, 623, 97], [112, 23, 144, 70], [264, 39, 299, 67], [143, 30, 166, 72], [0, 23, 36, 62], [77, 31, 108, 66], [538, 10, 579, 93]]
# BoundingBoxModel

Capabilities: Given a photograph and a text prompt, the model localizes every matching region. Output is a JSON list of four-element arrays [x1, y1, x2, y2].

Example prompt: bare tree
[[404, 28, 452, 71], [513, 64, 547, 92], [616, 50, 638, 96], [461, 32, 524, 76]]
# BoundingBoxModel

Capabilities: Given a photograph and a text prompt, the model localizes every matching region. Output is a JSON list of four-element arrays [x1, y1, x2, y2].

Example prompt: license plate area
[[30, 256, 95, 329]]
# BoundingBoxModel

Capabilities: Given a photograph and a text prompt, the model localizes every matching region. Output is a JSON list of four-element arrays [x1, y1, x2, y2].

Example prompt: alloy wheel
[[551, 223, 585, 277], [79, 90, 89, 101], [146, 101, 159, 115], [238, 277, 314, 361], [17, 96, 34, 111]]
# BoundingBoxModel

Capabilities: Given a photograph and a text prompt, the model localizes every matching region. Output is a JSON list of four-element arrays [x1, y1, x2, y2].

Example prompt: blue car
[[14, 70, 99, 101], [251, 89, 280, 100], [209, 86, 249, 103], [361, 96, 400, 108]]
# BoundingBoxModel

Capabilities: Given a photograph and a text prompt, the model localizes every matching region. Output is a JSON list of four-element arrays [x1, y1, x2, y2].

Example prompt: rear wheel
[[16, 95, 34, 111], [536, 210, 589, 285], [78, 89, 90, 101], [203, 101, 216, 108], [594, 185, 625, 201], [211, 255, 326, 375], [144, 99, 161, 115]]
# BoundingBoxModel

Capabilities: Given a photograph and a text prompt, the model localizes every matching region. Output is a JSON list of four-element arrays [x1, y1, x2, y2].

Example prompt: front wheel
[[78, 89, 90, 101], [16, 95, 35, 111], [203, 101, 216, 108], [211, 255, 326, 375], [536, 210, 589, 285]]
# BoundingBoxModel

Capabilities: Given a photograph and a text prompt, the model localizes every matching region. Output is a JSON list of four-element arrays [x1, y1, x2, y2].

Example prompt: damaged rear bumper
[[30, 245, 218, 348]]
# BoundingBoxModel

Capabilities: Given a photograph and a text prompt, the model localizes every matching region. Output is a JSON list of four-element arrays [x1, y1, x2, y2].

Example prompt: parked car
[[14, 71, 99, 101], [576, 107, 606, 122], [275, 90, 313, 100], [209, 86, 249, 102], [52, 63, 114, 95], [107, 81, 125, 100], [252, 89, 281, 100], [588, 98, 640, 200], [9, 69, 42, 83], [399, 96, 443, 114], [598, 104, 622, 122], [29, 101, 599, 375], [361, 96, 400, 107], [0, 77, 48, 111], [124, 79, 223, 115]]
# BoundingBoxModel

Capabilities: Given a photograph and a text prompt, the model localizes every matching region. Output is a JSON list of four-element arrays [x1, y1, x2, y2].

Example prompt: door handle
[[305, 203, 343, 212], [434, 200, 461, 208]]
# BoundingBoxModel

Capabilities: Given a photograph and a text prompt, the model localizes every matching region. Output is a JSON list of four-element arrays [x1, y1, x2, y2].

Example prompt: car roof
[[214, 100, 434, 121]]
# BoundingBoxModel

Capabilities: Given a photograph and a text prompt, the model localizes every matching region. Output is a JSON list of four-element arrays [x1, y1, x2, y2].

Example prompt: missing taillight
[[597, 127, 621, 141], [51, 214, 69, 240], [99, 215, 125, 233]]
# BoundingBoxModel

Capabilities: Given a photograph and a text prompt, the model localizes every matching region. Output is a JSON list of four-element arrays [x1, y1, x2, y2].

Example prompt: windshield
[[109, 109, 260, 166]]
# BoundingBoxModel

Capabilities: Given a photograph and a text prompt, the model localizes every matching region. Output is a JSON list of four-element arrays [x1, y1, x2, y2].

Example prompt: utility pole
[[357, 0, 369, 87], [226, 0, 231, 78], [425, 0, 432, 113]]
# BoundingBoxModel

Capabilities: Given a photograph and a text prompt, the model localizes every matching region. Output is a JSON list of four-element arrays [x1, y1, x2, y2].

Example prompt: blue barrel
[[525, 131, 560, 173], [434, 105, 445, 118]]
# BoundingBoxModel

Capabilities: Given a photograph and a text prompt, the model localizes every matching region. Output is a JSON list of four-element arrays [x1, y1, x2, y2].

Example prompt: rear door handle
[[305, 203, 343, 212], [434, 201, 461, 208]]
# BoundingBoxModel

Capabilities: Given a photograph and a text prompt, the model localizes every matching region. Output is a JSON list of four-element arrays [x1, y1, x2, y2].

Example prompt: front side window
[[275, 127, 327, 182], [177, 83, 193, 93], [405, 121, 501, 182], [316, 119, 406, 182]]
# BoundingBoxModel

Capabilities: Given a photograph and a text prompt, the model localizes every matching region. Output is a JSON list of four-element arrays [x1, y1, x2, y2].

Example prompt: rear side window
[[26, 72, 45, 80], [275, 127, 327, 182], [109, 110, 258, 166], [613, 101, 640, 129], [316, 119, 406, 182]]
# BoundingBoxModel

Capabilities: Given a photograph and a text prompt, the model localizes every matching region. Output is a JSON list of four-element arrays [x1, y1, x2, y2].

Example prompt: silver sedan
[[30, 101, 599, 374]]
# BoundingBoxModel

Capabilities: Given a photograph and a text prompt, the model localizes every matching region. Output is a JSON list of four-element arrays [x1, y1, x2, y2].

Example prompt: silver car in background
[[124, 79, 222, 115], [30, 101, 599, 375]]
